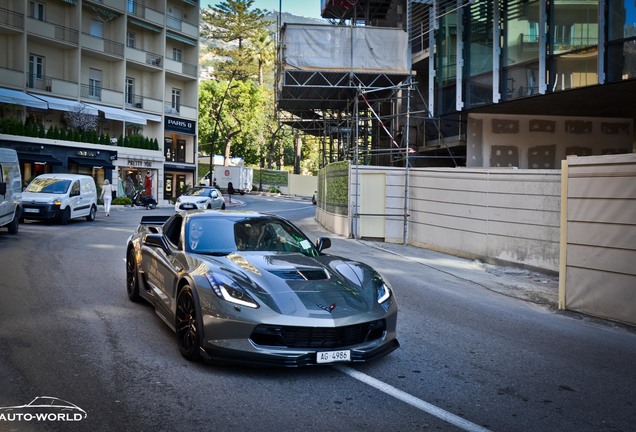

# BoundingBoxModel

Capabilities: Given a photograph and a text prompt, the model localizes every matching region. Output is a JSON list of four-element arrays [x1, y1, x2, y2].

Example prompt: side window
[[0, 164, 5, 183], [162, 215, 183, 247], [71, 181, 80, 196]]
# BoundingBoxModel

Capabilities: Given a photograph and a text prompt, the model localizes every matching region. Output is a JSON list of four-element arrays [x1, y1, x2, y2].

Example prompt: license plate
[[183, 204, 194, 209], [316, 350, 351, 364], [24, 208, 39, 213]]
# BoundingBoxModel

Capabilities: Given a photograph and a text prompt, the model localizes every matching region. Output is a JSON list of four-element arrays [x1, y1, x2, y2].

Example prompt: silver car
[[126, 210, 399, 367], [174, 186, 225, 211]]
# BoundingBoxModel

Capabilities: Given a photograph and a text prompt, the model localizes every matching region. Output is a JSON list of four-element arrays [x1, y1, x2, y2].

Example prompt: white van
[[22, 174, 97, 224], [0, 148, 22, 234]]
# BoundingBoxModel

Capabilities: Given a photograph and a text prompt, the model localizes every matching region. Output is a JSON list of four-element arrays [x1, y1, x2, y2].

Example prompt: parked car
[[21, 174, 97, 224], [125, 210, 399, 366], [174, 186, 225, 211], [0, 148, 22, 234]]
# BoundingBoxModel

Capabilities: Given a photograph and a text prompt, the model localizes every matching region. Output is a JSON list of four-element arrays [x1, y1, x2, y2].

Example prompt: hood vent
[[269, 269, 329, 281]]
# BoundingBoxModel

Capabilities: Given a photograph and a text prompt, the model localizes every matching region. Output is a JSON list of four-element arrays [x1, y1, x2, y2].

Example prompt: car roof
[[181, 209, 276, 220], [33, 173, 93, 180]]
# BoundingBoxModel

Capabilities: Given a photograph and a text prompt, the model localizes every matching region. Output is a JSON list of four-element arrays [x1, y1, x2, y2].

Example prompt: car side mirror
[[316, 237, 331, 252], [145, 233, 172, 254], [211, 191, 218, 198]]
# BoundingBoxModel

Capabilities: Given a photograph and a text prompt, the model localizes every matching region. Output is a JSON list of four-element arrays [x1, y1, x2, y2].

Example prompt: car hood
[[22, 191, 63, 203], [203, 252, 382, 318]]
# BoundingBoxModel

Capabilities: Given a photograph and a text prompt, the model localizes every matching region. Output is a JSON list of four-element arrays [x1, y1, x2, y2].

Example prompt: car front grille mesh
[[250, 320, 385, 348]]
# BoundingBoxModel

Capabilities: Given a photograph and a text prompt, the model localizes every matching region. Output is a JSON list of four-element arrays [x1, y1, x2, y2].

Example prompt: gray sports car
[[126, 210, 399, 367]]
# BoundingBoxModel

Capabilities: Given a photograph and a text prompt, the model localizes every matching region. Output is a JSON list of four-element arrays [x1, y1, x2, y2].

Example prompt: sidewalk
[[358, 239, 559, 309]]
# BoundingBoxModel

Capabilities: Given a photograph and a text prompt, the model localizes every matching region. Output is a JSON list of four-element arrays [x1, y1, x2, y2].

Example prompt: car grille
[[250, 320, 386, 348]]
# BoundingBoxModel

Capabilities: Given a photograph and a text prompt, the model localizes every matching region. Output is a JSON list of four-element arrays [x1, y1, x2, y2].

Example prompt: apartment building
[[0, 0, 200, 203]]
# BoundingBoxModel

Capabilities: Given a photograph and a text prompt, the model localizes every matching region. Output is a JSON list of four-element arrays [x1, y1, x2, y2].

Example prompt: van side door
[[68, 180, 82, 217]]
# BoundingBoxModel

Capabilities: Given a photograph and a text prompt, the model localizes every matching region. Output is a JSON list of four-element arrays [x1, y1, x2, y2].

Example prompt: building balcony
[[81, 33, 124, 59], [165, 58, 197, 79], [125, 94, 163, 114], [125, 46, 164, 69], [127, 1, 164, 27], [27, 18, 79, 47], [0, 6, 24, 32]]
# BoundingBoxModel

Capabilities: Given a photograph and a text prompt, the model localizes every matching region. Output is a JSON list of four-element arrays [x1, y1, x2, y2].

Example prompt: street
[[0, 194, 635, 432]]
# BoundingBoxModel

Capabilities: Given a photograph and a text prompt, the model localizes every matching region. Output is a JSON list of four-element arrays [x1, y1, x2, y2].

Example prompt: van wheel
[[59, 208, 71, 225], [7, 215, 19, 234], [86, 205, 96, 222]]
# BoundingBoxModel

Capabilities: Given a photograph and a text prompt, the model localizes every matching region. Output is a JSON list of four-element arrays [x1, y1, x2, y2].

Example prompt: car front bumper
[[21, 203, 61, 220]]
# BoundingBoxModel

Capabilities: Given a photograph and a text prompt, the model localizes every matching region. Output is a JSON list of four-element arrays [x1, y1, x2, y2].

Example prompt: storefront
[[163, 116, 197, 202], [115, 154, 164, 201], [0, 140, 117, 187]]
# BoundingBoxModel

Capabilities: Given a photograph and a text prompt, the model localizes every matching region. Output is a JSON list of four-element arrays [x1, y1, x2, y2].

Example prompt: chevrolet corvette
[[125, 210, 399, 367]]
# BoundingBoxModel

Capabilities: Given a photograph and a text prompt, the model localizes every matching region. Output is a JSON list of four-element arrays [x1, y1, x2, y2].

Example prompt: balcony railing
[[0, 7, 24, 30], [81, 33, 124, 57], [26, 75, 53, 92], [81, 84, 103, 100]]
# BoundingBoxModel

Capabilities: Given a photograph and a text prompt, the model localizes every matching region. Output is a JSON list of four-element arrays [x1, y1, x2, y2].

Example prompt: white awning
[[30, 94, 99, 115], [132, 111, 162, 123], [0, 88, 48, 109], [86, 104, 148, 124]]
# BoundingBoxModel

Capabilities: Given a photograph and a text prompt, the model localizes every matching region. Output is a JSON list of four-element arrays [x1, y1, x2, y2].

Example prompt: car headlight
[[377, 282, 391, 304], [206, 272, 259, 309], [197, 199, 207, 204], [48, 197, 62, 206]]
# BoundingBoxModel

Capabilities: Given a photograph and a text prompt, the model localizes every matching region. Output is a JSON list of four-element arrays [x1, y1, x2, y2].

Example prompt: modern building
[[0, 0, 200, 203], [279, 0, 635, 168]]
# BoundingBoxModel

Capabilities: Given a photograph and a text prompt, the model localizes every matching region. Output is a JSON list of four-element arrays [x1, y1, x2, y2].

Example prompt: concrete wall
[[467, 114, 633, 169], [560, 154, 636, 326], [288, 174, 317, 197]]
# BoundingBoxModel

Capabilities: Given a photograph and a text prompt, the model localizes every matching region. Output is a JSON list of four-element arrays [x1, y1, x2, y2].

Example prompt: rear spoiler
[[139, 215, 170, 225]]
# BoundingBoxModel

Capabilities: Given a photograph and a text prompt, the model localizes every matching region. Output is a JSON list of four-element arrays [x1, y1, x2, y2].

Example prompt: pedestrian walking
[[100, 179, 114, 216], [227, 182, 235, 203]]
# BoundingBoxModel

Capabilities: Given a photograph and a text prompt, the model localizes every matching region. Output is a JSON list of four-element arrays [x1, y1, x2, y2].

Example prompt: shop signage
[[127, 158, 153, 168], [165, 116, 196, 135]]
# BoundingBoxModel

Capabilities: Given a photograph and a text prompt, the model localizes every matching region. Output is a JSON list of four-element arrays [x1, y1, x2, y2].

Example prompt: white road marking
[[333, 365, 492, 432]]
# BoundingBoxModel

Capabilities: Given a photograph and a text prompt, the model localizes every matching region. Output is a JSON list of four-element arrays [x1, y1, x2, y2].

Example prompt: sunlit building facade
[[0, 0, 200, 202]]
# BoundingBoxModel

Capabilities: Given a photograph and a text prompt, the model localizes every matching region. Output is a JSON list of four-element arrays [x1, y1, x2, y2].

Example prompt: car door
[[140, 216, 183, 320]]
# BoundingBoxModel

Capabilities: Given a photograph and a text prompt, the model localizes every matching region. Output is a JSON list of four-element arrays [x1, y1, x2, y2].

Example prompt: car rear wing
[[139, 215, 170, 225]]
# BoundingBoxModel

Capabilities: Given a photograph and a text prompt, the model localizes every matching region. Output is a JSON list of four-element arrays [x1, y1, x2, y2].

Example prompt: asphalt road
[[0, 195, 634, 432]]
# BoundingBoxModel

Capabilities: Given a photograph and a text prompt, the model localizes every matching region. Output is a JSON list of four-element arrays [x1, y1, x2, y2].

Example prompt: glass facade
[[435, 8, 457, 115], [463, 1, 494, 108], [423, 1, 635, 116], [607, 1, 636, 82], [502, 0, 541, 100], [548, 0, 598, 92]]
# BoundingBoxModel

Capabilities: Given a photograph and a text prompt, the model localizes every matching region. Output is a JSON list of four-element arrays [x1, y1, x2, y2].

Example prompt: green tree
[[200, 0, 268, 81]]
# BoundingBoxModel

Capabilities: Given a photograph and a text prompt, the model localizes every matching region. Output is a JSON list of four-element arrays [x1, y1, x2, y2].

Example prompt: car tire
[[176, 285, 202, 361], [59, 207, 71, 225], [7, 214, 19, 234], [86, 205, 96, 222], [207, 204, 212, 209], [126, 248, 141, 302], [221, 203, 226, 210]]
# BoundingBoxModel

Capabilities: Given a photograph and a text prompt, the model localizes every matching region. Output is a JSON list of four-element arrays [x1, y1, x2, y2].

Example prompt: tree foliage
[[200, 0, 269, 81], [198, 0, 321, 175]]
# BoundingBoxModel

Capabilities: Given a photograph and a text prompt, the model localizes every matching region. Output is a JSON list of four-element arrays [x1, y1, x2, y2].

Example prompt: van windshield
[[25, 178, 71, 194]]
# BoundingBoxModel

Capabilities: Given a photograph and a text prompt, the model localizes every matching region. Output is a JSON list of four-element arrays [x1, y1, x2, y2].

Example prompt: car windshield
[[25, 178, 71, 194], [185, 187, 213, 197], [186, 216, 319, 257]]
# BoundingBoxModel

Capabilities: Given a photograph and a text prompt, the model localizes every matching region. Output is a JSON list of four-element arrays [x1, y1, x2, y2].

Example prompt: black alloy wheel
[[126, 249, 141, 301], [176, 286, 201, 361]]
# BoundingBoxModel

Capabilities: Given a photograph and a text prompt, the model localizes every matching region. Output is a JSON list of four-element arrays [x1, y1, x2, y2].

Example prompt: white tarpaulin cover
[[282, 24, 410, 73]]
